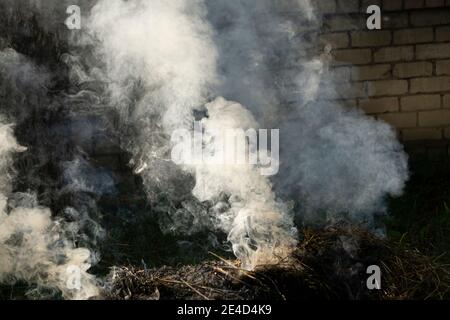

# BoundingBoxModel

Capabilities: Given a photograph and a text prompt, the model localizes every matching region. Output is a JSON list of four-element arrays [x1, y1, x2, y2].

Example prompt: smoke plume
[[82, 0, 408, 266], [0, 0, 409, 297], [203, 0, 408, 230], [0, 121, 98, 299], [0, 7, 101, 298]]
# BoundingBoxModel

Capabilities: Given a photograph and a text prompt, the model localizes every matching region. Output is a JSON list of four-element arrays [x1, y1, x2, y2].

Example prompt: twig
[[180, 280, 210, 300]]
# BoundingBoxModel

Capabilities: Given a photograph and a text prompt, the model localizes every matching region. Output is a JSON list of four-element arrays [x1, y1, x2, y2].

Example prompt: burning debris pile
[[0, 0, 432, 300], [105, 228, 450, 300]]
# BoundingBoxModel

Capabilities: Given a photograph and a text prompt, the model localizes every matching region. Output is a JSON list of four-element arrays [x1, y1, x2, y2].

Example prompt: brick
[[333, 48, 372, 65], [436, 26, 450, 42], [383, 0, 403, 11], [410, 9, 450, 26], [319, 33, 349, 49], [368, 80, 408, 96], [445, 94, 450, 108], [324, 16, 364, 31], [359, 97, 399, 114], [378, 113, 417, 128], [437, 60, 450, 75], [401, 94, 442, 111], [374, 46, 414, 62], [338, 82, 368, 98], [410, 77, 450, 93], [419, 110, 450, 126], [393, 62, 433, 78], [425, 0, 446, 7], [352, 64, 391, 81], [402, 128, 442, 141], [351, 31, 392, 47], [336, 0, 359, 13], [404, 0, 424, 9], [330, 66, 351, 81], [325, 82, 367, 99], [393, 28, 433, 44], [382, 13, 409, 29], [362, 0, 381, 12], [416, 43, 450, 60], [313, 0, 337, 14]]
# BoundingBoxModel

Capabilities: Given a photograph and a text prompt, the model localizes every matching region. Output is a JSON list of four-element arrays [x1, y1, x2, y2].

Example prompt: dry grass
[[104, 227, 450, 300]]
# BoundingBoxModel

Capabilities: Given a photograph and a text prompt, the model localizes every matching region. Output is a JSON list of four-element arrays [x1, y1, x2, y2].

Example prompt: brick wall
[[315, 0, 450, 159]]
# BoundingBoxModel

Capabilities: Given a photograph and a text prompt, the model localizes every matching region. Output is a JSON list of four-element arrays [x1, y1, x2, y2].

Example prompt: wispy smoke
[[0, 7, 102, 298], [192, 97, 297, 268], [81, 0, 408, 268], [0, 0, 409, 297], [0, 122, 98, 299], [84, 0, 300, 268], [203, 1, 408, 230], [85, 0, 217, 195]]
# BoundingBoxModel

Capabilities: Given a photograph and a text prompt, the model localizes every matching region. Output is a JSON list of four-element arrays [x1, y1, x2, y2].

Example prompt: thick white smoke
[[0, 121, 99, 299], [192, 97, 297, 268], [83, 0, 408, 268], [87, 0, 218, 129], [85, 0, 298, 268], [0, 2, 106, 299], [204, 0, 409, 229], [84, 0, 218, 199], [0, 0, 409, 296]]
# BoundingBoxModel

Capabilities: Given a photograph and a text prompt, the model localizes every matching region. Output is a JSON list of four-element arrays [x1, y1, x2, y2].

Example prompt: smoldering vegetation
[[0, 0, 418, 300], [106, 228, 450, 300]]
